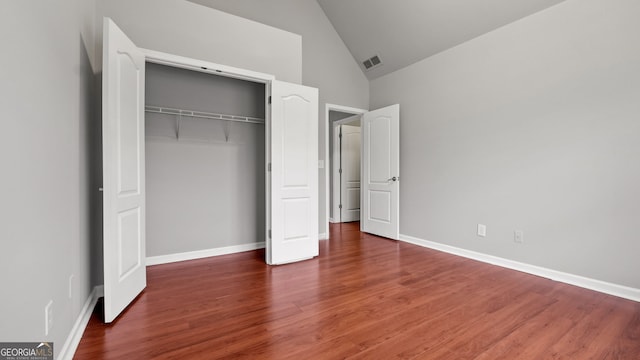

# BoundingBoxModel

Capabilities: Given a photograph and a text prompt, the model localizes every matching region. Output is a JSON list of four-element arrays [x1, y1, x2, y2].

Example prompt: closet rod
[[145, 105, 265, 124]]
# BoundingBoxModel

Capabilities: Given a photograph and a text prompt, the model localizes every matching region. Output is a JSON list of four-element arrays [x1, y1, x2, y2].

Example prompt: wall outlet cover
[[514, 230, 524, 244], [477, 224, 487, 237]]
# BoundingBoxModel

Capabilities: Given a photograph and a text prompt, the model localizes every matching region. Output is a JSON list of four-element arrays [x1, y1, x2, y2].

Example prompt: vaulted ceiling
[[317, 0, 566, 79]]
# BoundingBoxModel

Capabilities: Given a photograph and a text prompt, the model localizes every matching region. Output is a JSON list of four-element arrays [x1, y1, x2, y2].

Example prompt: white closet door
[[102, 18, 147, 323], [268, 80, 319, 265], [340, 124, 361, 222], [362, 104, 400, 240]]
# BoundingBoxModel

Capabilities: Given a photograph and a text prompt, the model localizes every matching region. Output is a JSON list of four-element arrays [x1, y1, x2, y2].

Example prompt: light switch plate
[[45, 300, 53, 336]]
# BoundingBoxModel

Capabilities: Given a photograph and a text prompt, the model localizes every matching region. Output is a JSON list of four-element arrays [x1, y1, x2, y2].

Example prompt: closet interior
[[144, 62, 266, 258]]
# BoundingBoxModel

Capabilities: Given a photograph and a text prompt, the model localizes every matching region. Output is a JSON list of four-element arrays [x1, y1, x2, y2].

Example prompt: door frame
[[143, 49, 274, 84], [332, 115, 361, 224], [324, 104, 367, 238]]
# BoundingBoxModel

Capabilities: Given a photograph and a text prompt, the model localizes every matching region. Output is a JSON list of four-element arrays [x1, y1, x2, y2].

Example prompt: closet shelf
[[145, 105, 265, 124]]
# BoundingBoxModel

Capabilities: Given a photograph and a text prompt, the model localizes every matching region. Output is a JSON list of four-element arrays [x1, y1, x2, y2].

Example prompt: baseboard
[[399, 234, 640, 303], [319, 233, 328, 240], [146, 242, 265, 266], [58, 285, 103, 360]]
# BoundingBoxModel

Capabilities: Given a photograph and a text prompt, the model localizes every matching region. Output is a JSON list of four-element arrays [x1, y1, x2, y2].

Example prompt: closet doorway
[[102, 18, 318, 323], [144, 63, 266, 265]]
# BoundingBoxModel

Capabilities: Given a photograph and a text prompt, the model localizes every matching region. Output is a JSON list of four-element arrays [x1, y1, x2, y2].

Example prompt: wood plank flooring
[[74, 222, 640, 359]]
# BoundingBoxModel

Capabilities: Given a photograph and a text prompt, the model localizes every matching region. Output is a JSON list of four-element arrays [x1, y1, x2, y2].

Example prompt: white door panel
[[369, 119, 391, 182], [269, 80, 318, 265], [340, 124, 361, 222], [345, 188, 360, 210], [362, 104, 399, 239], [102, 18, 146, 323]]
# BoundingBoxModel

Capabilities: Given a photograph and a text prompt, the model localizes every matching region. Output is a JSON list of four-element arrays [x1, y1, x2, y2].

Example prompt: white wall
[[96, 0, 302, 83], [370, 0, 640, 289], [145, 64, 265, 257], [187, 0, 371, 231], [0, 0, 99, 357]]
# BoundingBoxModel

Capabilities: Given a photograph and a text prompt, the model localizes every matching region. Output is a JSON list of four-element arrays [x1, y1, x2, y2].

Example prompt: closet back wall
[[145, 63, 266, 257]]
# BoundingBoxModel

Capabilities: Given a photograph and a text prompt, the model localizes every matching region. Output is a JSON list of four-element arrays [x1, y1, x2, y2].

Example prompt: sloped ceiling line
[[317, 0, 566, 79]]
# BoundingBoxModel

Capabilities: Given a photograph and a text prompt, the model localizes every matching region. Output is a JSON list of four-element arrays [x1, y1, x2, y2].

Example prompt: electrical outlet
[[477, 224, 487, 237], [45, 300, 53, 336], [69, 274, 75, 299], [514, 230, 524, 244]]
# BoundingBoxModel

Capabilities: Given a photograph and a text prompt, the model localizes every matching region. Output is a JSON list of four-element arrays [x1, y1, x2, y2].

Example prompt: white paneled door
[[362, 104, 400, 240], [102, 18, 147, 323], [269, 80, 319, 265], [340, 124, 361, 222]]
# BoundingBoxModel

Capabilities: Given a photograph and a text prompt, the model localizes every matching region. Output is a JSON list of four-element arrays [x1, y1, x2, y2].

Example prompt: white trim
[[265, 82, 273, 266], [334, 114, 361, 125], [399, 234, 640, 303], [141, 48, 274, 84], [324, 103, 368, 239], [319, 233, 328, 240], [332, 118, 363, 224], [146, 243, 266, 266], [58, 285, 104, 360]]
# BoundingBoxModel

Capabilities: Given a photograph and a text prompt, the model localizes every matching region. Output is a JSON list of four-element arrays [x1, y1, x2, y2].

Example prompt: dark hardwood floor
[[74, 222, 640, 359]]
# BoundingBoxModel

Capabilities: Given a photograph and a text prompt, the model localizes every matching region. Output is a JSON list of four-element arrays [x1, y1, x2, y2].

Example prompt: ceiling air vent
[[362, 55, 382, 71]]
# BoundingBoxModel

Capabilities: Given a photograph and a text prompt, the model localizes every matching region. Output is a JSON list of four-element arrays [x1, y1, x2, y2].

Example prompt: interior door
[[340, 124, 361, 222], [102, 18, 146, 323], [361, 104, 400, 239], [268, 80, 319, 265]]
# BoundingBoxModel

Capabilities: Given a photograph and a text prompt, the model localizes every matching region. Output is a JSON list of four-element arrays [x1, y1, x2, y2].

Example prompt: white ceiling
[[317, 0, 566, 79]]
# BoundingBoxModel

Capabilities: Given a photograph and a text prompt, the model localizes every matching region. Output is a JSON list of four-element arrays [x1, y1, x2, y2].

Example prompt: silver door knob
[[388, 176, 398, 182]]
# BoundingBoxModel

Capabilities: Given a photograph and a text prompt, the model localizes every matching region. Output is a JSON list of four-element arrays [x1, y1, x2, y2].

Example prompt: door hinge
[[268, 163, 271, 172], [268, 229, 271, 238], [339, 168, 342, 174], [339, 204, 342, 209], [268, 96, 272, 104]]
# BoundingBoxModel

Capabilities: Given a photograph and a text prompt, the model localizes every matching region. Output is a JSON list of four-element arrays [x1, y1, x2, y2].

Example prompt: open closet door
[[362, 104, 400, 240], [268, 80, 319, 265], [102, 18, 147, 323]]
